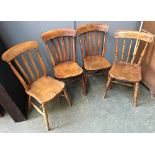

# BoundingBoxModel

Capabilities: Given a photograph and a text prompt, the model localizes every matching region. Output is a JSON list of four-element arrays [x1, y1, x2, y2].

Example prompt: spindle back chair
[[77, 23, 111, 93], [77, 23, 109, 57], [2, 41, 72, 131], [42, 28, 86, 95], [103, 30, 154, 107]]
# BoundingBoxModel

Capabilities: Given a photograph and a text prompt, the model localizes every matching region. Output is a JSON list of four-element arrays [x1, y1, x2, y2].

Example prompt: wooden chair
[[41, 28, 86, 95], [76, 23, 111, 93], [2, 41, 72, 131], [103, 30, 154, 107]]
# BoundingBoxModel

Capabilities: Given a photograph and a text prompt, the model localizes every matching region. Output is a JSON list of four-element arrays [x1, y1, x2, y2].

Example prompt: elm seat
[[83, 55, 111, 71], [54, 61, 83, 79], [27, 76, 65, 103], [109, 62, 142, 82]]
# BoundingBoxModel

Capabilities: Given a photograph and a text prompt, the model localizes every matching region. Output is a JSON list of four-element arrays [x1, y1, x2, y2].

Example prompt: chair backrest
[[2, 41, 47, 91], [41, 28, 76, 66], [76, 23, 109, 59], [114, 30, 154, 65]]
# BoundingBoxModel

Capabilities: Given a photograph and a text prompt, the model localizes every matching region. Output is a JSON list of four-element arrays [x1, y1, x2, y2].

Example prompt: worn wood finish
[[54, 61, 83, 79], [42, 29, 86, 96], [83, 56, 111, 71], [27, 76, 65, 103], [114, 30, 153, 42], [103, 30, 154, 107], [2, 41, 38, 62], [110, 62, 142, 82], [77, 23, 111, 94], [41, 28, 76, 42], [76, 23, 109, 34], [2, 41, 72, 130]]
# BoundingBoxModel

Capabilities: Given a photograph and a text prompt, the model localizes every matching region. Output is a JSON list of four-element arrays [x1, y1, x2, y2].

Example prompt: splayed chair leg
[[134, 82, 139, 108], [103, 75, 112, 98]]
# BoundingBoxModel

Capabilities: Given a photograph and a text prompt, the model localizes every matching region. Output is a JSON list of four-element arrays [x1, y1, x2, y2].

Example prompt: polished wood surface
[[110, 62, 141, 82], [54, 61, 83, 79], [27, 76, 65, 103], [42, 28, 86, 96], [2, 41, 72, 131], [103, 30, 154, 107], [83, 56, 111, 71]]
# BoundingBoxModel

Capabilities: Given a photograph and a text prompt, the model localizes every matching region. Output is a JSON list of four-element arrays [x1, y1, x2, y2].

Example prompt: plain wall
[[0, 21, 141, 74]]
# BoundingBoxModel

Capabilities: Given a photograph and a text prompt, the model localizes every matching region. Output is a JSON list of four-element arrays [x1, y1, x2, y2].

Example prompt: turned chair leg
[[134, 82, 139, 108], [42, 105, 50, 131], [81, 73, 87, 96], [63, 87, 72, 106], [103, 75, 112, 98]]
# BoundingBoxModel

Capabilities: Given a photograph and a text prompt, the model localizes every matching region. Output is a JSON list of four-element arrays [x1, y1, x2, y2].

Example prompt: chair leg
[[134, 82, 139, 108], [42, 105, 50, 131], [63, 87, 72, 106], [81, 73, 87, 96], [103, 75, 112, 98]]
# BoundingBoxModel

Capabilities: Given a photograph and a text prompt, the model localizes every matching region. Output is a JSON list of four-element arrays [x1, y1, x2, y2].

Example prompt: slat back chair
[[2, 41, 72, 131], [103, 30, 154, 107], [42, 28, 86, 95], [77, 23, 111, 93]]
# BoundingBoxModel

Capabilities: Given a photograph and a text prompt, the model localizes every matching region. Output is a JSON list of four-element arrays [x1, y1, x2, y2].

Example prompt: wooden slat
[[14, 58, 31, 84], [131, 39, 140, 64], [102, 32, 107, 56], [72, 36, 76, 61], [60, 37, 67, 61], [45, 43, 55, 66], [66, 37, 70, 60], [88, 32, 91, 55], [115, 39, 119, 61], [138, 42, 148, 65], [79, 36, 85, 59], [126, 39, 133, 62], [21, 54, 35, 81], [50, 40, 59, 62], [112, 80, 133, 87], [93, 31, 96, 54], [121, 39, 126, 61], [98, 31, 101, 55], [84, 33, 88, 56], [27, 50, 40, 78], [55, 38, 63, 62], [8, 62, 29, 91], [36, 51, 46, 76]]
